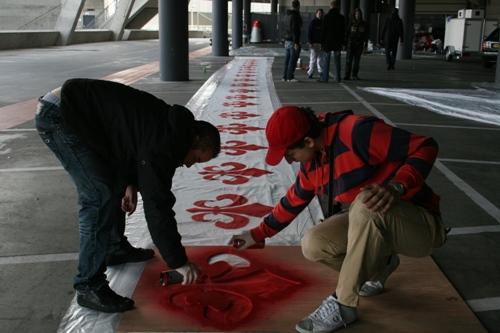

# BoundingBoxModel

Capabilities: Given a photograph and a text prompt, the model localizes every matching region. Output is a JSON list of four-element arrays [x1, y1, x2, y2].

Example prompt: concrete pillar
[[159, 0, 189, 81], [397, 0, 415, 60], [341, 0, 351, 17], [54, 0, 86, 45], [107, 0, 136, 40], [232, 0, 243, 49], [360, 0, 371, 21], [243, 0, 251, 44], [212, 0, 229, 56]]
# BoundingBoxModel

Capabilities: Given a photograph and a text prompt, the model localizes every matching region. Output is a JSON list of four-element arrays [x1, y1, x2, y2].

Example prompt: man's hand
[[294, 43, 300, 51], [360, 183, 400, 214], [228, 230, 257, 250], [121, 185, 137, 216], [175, 261, 201, 285]]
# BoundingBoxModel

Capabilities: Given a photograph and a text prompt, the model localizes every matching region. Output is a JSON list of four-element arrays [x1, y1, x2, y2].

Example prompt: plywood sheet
[[118, 246, 485, 333]]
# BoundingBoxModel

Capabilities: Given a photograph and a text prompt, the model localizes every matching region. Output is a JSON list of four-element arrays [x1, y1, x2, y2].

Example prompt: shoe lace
[[309, 296, 345, 327]]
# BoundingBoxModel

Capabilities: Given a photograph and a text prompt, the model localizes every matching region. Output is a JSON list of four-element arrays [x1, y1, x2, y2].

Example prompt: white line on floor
[[0, 252, 78, 265], [0, 166, 63, 172], [440, 158, 500, 165], [341, 83, 500, 225], [467, 297, 500, 312], [394, 122, 500, 131], [0, 128, 37, 132], [284, 101, 407, 106], [448, 225, 500, 235]]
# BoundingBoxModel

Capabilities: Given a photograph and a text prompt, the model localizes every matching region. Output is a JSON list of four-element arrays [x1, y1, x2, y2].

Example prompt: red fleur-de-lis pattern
[[216, 123, 263, 134], [186, 194, 273, 229], [221, 140, 267, 156], [199, 162, 272, 185], [219, 111, 259, 120]]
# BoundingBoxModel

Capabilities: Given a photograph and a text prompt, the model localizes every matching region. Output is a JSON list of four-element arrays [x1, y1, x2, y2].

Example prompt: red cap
[[265, 106, 311, 166]]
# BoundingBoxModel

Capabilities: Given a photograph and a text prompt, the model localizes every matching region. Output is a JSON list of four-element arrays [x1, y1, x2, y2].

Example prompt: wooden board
[[118, 246, 485, 333]]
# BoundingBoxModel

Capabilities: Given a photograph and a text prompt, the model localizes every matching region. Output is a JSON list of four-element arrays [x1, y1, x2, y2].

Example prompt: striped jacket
[[251, 110, 440, 242]]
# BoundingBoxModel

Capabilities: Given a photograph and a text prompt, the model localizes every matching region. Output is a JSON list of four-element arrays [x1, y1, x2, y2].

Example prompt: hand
[[228, 230, 256, 250], [359, 183, 398, 214], [294, 43, 300, 51], [175, 261, 201, 285], [121, 185, 137, 216]]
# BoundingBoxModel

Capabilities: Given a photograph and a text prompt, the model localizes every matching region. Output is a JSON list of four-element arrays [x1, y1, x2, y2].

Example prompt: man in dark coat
[[35, 79, 221, 313], [282, 0, 303, 82], [382, 8, 404, 70], [344, 8, 368, 80], [320, 0, 345, 82], [307, 8, 324, 79]]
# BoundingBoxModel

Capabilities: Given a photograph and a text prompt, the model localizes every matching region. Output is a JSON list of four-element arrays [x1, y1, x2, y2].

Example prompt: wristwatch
[[387, 182, 405, 196]]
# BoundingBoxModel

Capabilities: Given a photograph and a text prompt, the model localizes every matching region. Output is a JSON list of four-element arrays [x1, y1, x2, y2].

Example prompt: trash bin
[[250, 20, 262, 43]]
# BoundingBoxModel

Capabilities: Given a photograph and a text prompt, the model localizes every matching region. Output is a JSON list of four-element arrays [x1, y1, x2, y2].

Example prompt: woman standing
[[344, 8, 367, 80]]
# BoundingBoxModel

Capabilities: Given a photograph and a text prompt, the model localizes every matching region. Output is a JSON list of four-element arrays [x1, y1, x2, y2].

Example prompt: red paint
[[216, 123, 263, 134], [229, 88, 257, 93], [199, 162, 272, 185], [231, 82, 256, 87], [223, 101, 258, 108], [186, 194, 272, 229], [220, 111, 259, 120], [161, 248, 304, 330], [224, 94, 256, 101], [221, 140, 267, 156]]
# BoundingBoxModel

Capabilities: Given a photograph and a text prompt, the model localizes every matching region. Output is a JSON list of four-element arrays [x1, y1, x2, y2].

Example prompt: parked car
[[481, 27, 499, 68]]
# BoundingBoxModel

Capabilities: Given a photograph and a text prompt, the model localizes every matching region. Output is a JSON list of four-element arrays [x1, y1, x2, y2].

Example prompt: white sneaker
[[288, 78, 299, 83], [359, 254, 400, 297], [295, 295, 356, 333]]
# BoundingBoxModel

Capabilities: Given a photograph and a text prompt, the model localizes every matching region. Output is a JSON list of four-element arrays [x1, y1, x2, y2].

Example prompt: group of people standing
[[283, 0, 404, 82]]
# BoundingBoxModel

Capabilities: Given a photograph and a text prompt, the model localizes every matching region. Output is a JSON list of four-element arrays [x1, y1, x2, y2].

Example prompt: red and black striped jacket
[[251, 110, 440, 242]]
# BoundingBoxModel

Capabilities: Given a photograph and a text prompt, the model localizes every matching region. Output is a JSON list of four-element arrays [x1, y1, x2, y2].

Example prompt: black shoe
[[77, 284, 134, 313], [352, 76, 360, 80], [106, 243, 154, 266], [344, 76, 351, 80]]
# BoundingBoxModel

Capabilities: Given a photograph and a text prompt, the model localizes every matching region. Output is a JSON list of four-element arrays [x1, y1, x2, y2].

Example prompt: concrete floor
[[0, 40, 499, 332]]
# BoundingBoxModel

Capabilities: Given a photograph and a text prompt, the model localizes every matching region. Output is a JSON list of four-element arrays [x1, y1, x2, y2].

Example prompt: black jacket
[[308, 17, 323, 44], [60, 78, 193, 269], [346, 18, 367, 49], [382, 13, 404, 49], [283, 9, 302, 43], [321, 8, 345, 52]]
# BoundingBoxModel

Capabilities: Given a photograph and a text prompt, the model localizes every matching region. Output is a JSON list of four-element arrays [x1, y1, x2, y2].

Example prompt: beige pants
[[301, 192, 446, 307]]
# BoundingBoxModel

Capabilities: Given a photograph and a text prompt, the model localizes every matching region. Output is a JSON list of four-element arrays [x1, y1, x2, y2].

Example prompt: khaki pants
[[301, 193, 446, 307]]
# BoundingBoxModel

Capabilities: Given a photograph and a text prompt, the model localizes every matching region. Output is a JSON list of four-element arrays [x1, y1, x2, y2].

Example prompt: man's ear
[[303, 137, 315, 148]]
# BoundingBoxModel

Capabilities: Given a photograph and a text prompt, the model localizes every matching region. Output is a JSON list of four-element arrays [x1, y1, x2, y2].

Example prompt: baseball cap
[[265, 106, 311, 165]]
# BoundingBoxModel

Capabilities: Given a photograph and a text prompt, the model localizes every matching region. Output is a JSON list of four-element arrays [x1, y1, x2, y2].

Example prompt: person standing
[[307, 8, 324, 79], [35, 79, 221, 313], [382, 8, 404, 70], [229, 106, 447, 332], [282, 0, 303, 82], [344, 8, 367, 80], [320, 1, 345, 83]]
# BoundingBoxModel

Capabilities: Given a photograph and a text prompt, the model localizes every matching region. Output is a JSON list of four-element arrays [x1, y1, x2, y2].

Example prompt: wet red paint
[[219, 111, 259, 119], [199, 162, 272, 185], [216, 123, 263, 134], [154, 247, 305, 330], [186, 194, 272, 229], [221, 140, 267, 156]]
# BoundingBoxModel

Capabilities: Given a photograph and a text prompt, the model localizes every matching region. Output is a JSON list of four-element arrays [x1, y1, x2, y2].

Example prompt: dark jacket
[[321, 8, 346, 52], [346, 18, 367, 49], [283, 9, 302, 43], [308, 16, 322, 44], [382, 13, 404, 49], [60, 78, 193, 269]]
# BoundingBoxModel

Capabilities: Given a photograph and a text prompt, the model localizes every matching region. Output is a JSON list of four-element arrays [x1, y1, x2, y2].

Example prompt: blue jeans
[[283, 40, 299, 80], [321, 50, 341, 82], [35, 99, 122, 293]]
